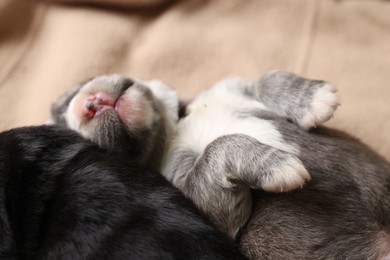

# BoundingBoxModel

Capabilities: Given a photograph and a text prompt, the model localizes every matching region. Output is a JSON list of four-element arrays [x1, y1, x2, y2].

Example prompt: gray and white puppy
[[162, 71, 339, 239], [51, 72, 325, 241], [51, 72, 390, 259], [50, 75, 179, 171], [164, 71, 390, 259], [51, 71, 337, 238]]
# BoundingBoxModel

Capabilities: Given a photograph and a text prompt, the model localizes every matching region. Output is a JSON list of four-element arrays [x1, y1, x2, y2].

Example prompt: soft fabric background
[[1, 0, 389, 161]]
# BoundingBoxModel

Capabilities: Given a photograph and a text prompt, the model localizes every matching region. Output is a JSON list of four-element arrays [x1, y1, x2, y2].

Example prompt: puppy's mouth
[[83, 91, 128, 122]]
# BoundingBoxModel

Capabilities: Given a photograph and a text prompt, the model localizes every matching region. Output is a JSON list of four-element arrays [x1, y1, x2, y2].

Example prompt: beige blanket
[[1, 0, 389, 161]]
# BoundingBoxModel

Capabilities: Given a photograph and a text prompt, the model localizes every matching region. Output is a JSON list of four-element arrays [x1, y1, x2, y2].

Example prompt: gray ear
[[49, 83, 84, 127]]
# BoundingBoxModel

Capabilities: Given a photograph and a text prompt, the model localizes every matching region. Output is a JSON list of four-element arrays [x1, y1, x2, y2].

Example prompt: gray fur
[[239, 117, 390, 259], [165, 70, 390, 259], [256, 70, 338, 128], [175, 134, 308, 238], [257, 70, 321, 117]]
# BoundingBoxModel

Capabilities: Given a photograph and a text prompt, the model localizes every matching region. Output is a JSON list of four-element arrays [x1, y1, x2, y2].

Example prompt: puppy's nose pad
[[83, 97, 97, 120]]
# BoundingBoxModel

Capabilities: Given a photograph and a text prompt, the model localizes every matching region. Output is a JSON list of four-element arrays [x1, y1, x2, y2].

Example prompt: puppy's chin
[[83, 109, 123, 149]]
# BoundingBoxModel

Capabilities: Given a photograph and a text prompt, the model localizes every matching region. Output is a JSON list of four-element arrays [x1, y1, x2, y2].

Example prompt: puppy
[[162, 71, 339, 239], [0, 125, 246, 259], [51, 73, 318, 241], [51, 72, 390, 259], [164, 71, 390, 259]]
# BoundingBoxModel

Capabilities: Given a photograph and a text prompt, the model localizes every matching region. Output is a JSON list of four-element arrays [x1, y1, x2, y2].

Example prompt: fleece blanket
[[0, 0, 389, 161]]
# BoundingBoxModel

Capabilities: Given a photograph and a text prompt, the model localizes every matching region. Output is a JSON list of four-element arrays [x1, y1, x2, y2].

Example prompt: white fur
[[117, 88, 156, 130], [66, 97, 83, 131], [300, 83, 340, 129], [141, 80, 179, 123], [179, 80, 297, 154], [260, 157, 310, 192]]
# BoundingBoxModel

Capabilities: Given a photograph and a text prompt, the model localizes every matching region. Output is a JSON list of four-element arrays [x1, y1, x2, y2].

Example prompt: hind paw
[[299, 83, 340, 129], [261, 156, 310, 193]]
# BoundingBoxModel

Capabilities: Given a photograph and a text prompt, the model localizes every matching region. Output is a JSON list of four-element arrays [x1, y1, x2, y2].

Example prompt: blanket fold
[[0, 0, 389, 161]]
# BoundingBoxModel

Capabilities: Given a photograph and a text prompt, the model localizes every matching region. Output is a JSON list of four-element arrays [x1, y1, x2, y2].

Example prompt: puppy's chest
[[178, 98, 297, 154]]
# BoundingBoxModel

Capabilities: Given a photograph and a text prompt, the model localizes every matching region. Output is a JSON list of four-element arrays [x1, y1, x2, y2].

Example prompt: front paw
[[261, 155, 310, 193], [299, 83, 340, 129]]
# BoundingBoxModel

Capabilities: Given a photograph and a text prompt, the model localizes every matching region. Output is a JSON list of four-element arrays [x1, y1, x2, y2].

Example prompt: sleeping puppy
[[50, 75, 179, 170], [0, 125, 245, 259], [51, 72, 390, 259], [162, 71, 339, 239], [165, 71, 390, 259], [50, 73, 317, 240]]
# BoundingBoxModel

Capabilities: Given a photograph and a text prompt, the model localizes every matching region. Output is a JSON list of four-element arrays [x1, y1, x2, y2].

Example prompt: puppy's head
[[50, 75, 179, 164]]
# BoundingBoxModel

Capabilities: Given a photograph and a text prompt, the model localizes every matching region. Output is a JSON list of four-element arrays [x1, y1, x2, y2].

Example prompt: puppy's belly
[[177, 102, 298, 155]]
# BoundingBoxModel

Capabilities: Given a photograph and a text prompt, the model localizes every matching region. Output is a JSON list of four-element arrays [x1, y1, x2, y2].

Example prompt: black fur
[[0, 125, 245, 260]]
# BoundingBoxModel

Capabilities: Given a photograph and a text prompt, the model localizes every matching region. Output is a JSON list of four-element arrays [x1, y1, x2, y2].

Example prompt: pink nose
[[82, 92, 116, 119]]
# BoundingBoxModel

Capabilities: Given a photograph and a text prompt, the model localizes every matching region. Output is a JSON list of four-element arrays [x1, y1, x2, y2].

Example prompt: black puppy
[[0, 125, 245, 260]]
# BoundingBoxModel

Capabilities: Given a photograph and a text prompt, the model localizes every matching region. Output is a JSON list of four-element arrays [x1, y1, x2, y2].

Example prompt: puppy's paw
[[261, 156, 310, 193], [299, 83, 340, 129]]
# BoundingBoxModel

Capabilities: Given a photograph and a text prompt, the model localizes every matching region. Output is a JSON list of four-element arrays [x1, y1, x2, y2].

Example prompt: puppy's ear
[[142, 80, 180, 122], [49, 83, 85, 127]]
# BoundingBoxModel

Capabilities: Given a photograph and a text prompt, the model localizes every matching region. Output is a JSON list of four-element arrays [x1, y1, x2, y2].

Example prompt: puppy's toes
[[261, 156, 310, 193], [299, 83, 340, 129]]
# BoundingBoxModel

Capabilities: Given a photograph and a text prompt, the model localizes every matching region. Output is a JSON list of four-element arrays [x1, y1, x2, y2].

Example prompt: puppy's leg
[[182, 134, 309, 239], [256, 70, 340, 129], [199, 134, 310, 192]]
